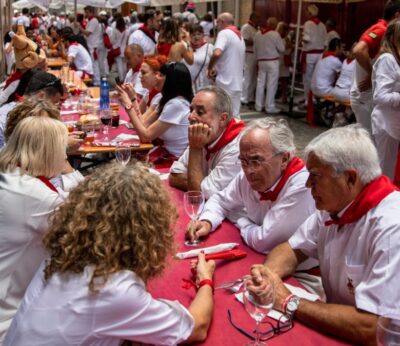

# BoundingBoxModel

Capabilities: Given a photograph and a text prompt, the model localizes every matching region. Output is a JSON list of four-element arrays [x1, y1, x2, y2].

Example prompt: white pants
[[89, 47, 100, 86], [116, 56, 127, 83], [350, 92, 373, 134], [255, 60, 279, 112], [216, 82, 241, 118], [97, 47, 109, 76], [303, 53, 321, 104], [332, 86, 350, 103], [374, 129, 399, 180], [241, 52, 257, 103]]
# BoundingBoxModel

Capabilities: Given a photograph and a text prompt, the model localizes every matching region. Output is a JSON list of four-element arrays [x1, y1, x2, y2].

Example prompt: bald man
[[124, 44, 146, 99]]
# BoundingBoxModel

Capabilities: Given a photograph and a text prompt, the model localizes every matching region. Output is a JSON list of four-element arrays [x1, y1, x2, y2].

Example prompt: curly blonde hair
[[43, 162, 178, 292], [5, 96, 60, 142]]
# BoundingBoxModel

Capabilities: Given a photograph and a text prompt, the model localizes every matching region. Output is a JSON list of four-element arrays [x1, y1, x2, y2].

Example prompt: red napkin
[[205, 249, 247, 261]]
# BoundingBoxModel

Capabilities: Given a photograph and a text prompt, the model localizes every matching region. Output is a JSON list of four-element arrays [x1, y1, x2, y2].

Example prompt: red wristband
[[282, 294, 295, 314], [198, 279, 214, 293]]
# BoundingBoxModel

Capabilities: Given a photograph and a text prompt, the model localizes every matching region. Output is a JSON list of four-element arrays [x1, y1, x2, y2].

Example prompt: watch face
[[287, 299, 299, 312]]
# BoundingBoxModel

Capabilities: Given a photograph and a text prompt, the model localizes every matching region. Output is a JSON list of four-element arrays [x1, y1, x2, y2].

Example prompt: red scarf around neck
[[322, 51, 337, 59], [259, 156, 305, 202], [346, 57, 354, 64], [133, 62, 142, 73], [224, 25, 241, 40], [205, 118, 245, 160], [325, 176, 398, 226], [147, 89, 159, 106], [191, 40, 207, 51], [309, 16, 321, 25], [36, 176, 58, 193], [4, 70, 23, 90], [260, 26, 273, 35], [139, 25, 156, 43]]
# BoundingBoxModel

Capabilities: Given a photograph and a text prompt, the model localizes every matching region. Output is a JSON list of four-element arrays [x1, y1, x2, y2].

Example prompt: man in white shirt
[[186, 118, 316, 254], [128, 9, 162, 56], [207, 13, 245, 119], [240, 12, 259, 106], [124, 44, 147, 99], [64, 35, 94, 79], [250, 125, 400, 344], [254, 17, 285, 114], [79, 6, 102, 85], [17, 8, 30, 28], [301, 4, 326, 107], [169, 86, 244, 199], [324, 18, 341, 49]]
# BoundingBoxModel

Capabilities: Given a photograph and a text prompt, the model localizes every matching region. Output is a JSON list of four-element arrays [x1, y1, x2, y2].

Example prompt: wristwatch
[[124, 103, 133, 111], [285, 295, 300, 318]]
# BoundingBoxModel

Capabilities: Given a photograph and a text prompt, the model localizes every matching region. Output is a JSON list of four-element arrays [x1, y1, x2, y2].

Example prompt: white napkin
[[175, 243, 239, 259], [235, 283, 319, 323], [113, 133, 140, 141], [61, 110, 78, 115]]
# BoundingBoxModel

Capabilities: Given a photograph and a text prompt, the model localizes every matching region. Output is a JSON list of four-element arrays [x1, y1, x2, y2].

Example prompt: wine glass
[[377, 317, 400, 345], [115, 142, 131, 166], [184, 191, 205, 247], [243, 276, 275, 346], [100, 109, 112, 140]]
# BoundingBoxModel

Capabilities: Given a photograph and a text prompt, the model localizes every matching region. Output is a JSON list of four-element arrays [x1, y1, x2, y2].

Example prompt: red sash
[[259, 157, 305, 202], [205, 118, 245, 160], [224, 25, 241, 40], [36, 176, 58, 193], [139, 25, 156, 44], [3, 70, 23, 90], [322, 51, 337, 59], [260, 26, 273, 35], [157, 42, 173, 57], [309, 16, 321, 25], [325, 176, 398, 226]]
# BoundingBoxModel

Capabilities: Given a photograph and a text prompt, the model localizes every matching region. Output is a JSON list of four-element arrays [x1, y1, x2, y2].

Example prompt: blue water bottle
[[100, 76, 110, 112]]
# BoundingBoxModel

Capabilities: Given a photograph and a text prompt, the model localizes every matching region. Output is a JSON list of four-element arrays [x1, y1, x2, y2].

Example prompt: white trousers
[[89, 47, 100, 86], [374, 129, 399, 181], [350, 92, 373, 134], [97, 47, 109, 76], [116, 56, 127, 83], [241, 52, 257, 103], [303, 53, 321, 104], [255, 60, 279, 112], [332, 86, 350, 103], [216, 82, 242, 119]]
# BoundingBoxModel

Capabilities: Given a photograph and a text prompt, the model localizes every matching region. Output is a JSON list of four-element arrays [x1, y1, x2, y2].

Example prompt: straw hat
[[307, 4, 319, 16], [11, 25, 46, 70]]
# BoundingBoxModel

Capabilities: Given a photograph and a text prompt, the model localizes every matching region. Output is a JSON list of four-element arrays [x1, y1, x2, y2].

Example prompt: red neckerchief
[[14, 93, 24, 102], [248, 20, 257, 29], [133, 62, 142, 73], [259, 157, 305, 202], [157, 42, 173, 56], [224, 25, 241, 40], [139, 25, 156, 44], [36, 176, 58, 193], [3, 70, 23, 90], [147, 89, 159, 106], [260, 26, 273, 35], [191, 40, 207, 51], [346, 57, 354, 64], [325, 176, 398, 226], [70, 42, 79, 46], [87, 15, 95, 21], [205, 118, 245, 161], [309, 16, 321, 25], [322, 51, 337, 59]]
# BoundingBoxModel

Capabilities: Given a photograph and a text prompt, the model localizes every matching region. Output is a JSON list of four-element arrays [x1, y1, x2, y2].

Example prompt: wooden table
[[49, 70, 88, 92], [47, 57, 68, 69]]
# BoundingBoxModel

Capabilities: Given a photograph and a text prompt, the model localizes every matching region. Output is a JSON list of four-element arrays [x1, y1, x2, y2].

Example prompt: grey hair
[[304, 124, 381, 184], [198, 86, 233, 119], [241, 117, 296, 159]]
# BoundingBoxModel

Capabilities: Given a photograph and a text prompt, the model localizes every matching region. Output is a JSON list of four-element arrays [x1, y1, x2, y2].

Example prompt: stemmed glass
[[100, 109, 112, 140], [243, 276, 275, 346], [377, 317, 400, 345], [115, 142, 131, 166], [184, 191, 205, 247]]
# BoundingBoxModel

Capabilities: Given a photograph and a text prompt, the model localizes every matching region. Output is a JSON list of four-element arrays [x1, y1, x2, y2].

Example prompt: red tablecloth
[[148, 186, 351, 346]]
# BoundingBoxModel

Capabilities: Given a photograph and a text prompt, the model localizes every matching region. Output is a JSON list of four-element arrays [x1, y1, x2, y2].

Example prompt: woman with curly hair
[[5, 162, 215, 345], [0, 116, 68, 343]]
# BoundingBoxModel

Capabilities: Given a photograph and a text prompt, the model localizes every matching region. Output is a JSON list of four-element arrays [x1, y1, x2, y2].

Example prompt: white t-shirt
[[200, 166, 317, 255], [289, 190, 400, 318], [214, 28, 245, 91], [311, 55, 342, 97], [185, 43, 214, 93], [158, 97, 190, 157], [302, 20, 326, 51], [128, 29, 158, 56], [68, 43, 93, 75], [254, 30, 285, 60], [4, 263, 194, 346], [111, 28, 128, 57], [335, 59, 356, 90], [17, 15, 30, 28], [200, 21, 214, 37], [0, 169, 64, 343], [170, 131, 242, 199], [371, 53, 400, 140], [85, 17, 102, 49], [241, 23, 258, 53]]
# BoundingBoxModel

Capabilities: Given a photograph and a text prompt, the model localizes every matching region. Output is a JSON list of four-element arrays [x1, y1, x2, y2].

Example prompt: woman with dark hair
[[110, 17, 128, 81], [117, 62, 193, 164], [157, 18, 193, 64]]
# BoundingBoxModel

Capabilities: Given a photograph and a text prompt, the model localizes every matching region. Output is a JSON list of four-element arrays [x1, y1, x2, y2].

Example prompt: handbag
[[103, 33, 112, 49]]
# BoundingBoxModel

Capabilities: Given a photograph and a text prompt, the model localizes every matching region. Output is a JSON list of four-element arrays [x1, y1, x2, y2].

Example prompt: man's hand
[[67, 133, 83, 153], [186, 220, 212, 242], [189, 123, 211, 149], [357, 75, 372, 92]]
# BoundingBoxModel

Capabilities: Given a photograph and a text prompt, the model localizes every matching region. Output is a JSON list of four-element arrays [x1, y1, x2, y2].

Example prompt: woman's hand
[[115, 84, 132, 109], [191, 252, 215, 282], [122, 83, 137, 102]]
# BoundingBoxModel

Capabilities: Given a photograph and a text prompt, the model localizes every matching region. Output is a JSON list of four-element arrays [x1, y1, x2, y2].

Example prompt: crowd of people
[[1, 0, 400, 345]]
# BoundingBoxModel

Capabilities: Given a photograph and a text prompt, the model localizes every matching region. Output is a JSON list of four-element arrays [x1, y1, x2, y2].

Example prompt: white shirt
[[200, 21, 214, 37], [289, 191, 400, 318], [85, 17, 102, 49], [184, 43, 214, 93], [200, 167, 317, 254], [335, 59, 356, 90], [254, 30, 285, 60], [17, 15, 30, 28], [128, 29, 157, 56], [302, 20, 326, 51], [4, 263, 194, 346], [311, 55, 342, 96], [68, 43, 93, 75], [0, 101, 17, 149], [214, 28, 245, 91], [0, 80, 19, 108], [371, 53, 400, 140], [325, 30, 340, 48], [158, 97, 190, 157], [170, 132, 241, 199], [0, 169, 64, 343], [111, 28, 128, 57], [124, 69, 147, 97], [241, 23, 258, 53]]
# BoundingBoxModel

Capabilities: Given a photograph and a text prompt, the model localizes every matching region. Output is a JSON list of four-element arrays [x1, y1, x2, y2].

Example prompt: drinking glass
[[82, 123, 95, 145], [61, 63, 69, 83], [115, 142, 131, 166], [100, 109, 112, 140], [184, 191, 205, 247], [377, 317, 400, 346], [243, 276, 275, 346]]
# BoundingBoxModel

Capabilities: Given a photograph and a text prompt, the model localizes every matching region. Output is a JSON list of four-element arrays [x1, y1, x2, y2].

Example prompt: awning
[[148, 0, 225, 6], [12, 0, 148, 10]]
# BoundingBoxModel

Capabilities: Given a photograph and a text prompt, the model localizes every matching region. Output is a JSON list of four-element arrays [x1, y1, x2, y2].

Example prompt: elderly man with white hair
[[249, 125, 400, 345], [186, 118, 316, 256]]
